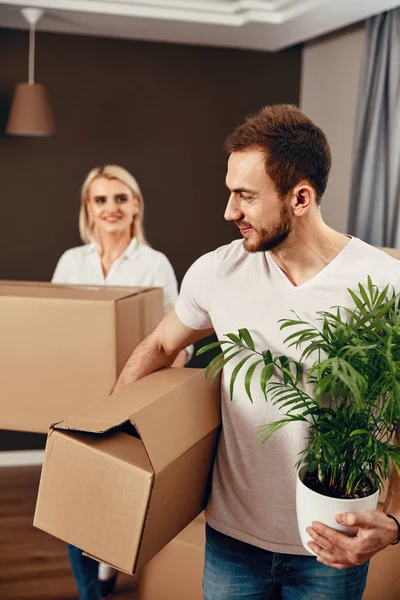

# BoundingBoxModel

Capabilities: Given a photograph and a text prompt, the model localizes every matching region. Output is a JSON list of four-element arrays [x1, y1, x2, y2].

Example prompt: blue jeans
[[68, 544, 100, 600], [203, 525, 369, 600]]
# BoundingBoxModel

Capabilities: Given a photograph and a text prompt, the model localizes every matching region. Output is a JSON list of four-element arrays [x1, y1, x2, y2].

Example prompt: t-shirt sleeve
[[51, 250, 75, 283], [175, 253, 214, 330]]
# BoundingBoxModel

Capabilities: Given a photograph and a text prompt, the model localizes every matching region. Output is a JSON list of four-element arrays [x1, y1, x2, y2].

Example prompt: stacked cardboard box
[[0, 281, 163, 433]]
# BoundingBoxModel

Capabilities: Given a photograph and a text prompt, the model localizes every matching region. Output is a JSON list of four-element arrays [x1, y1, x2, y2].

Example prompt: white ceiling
[[0, 0, 398, 51]]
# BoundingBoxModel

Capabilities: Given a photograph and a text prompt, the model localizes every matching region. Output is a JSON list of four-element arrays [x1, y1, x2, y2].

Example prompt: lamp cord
[[28, 21, 35, 84]]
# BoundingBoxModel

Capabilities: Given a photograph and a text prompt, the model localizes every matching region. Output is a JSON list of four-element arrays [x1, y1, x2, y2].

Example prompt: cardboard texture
[[138, 508, 400, 600], [138, 513, 205, 600], [363, 531, 400, 600], [0, 281, 163, 433], [379, 247, 400, 261], [34, 367, 221, 574]]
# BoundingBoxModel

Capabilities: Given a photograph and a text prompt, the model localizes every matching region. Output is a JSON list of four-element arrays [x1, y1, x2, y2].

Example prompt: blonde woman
[[53, 165, 189, 600]]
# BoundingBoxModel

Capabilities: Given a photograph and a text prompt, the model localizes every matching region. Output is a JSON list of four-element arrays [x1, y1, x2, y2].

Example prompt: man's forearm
[[114, 334, 178, 392]]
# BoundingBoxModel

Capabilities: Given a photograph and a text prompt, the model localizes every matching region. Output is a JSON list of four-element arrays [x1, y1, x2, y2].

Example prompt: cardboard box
[[379, 247, 400, 260], [138, 506, 400, 600], [138, 513, 205, 600], [364, 536, 400, 599], [34, 367, 221, 574], [0, 281, 163, 433]]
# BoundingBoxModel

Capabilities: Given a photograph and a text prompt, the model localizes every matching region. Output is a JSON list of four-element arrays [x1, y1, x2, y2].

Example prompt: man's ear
[[291, 182, 316, 215]]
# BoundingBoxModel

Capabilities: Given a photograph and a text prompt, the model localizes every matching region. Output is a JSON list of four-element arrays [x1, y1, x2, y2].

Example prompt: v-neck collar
[[265, 237, 355, 292]]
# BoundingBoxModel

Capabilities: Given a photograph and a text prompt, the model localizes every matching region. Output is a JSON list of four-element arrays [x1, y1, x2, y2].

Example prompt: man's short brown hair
[[224, 104, 331, 204]]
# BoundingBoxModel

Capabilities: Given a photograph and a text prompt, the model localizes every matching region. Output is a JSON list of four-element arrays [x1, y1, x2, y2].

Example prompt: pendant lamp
[[6, 8, 55, 136]]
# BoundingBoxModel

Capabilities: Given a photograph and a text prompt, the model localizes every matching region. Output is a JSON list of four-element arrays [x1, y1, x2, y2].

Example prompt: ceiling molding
[[0, 0, 398, 51], [0, 0, 330, 26]]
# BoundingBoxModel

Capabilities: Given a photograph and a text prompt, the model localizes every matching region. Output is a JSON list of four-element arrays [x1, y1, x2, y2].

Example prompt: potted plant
[[198, 277, 400, 552]]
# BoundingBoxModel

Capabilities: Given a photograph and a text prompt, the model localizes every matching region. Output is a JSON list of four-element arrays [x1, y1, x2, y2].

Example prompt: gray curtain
[[348, 8, 400, 246]]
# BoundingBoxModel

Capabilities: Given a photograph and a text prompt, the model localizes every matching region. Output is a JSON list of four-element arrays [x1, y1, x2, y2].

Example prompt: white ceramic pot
[[296, 465, 379, 554]]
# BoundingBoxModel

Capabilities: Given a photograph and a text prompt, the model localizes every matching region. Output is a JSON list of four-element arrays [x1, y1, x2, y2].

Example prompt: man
[[115, 105, 400, 599]]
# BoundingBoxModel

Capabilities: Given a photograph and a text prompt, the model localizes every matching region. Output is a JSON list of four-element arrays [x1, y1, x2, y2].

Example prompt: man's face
[[224, 149, 293, 253]]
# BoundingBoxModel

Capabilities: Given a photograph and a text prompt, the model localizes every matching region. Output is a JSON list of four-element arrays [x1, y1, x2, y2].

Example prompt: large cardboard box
[[34, 367, 221, 573], [0, 281, 163, 433]]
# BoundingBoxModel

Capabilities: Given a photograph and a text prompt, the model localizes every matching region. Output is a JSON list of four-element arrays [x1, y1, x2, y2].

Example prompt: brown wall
[[0, 28, 301, 450]]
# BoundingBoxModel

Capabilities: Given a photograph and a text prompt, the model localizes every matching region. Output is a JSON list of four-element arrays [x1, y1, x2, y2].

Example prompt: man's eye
[[95, 196, 106, 204], [239, 193, 252, 201], [116, 195, 128, 203]]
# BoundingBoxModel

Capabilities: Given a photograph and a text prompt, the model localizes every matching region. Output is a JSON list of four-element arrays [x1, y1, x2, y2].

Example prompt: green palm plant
[[198, 277, 400, 499]]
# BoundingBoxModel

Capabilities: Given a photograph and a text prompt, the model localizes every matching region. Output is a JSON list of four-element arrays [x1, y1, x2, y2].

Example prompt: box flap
[[55, 368, 221, 472], [54, 368, 198, 433], [0, 280, 159, 302]]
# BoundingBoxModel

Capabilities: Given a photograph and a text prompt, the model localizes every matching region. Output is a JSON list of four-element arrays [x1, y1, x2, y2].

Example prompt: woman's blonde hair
[[79, 165, 147, 245]]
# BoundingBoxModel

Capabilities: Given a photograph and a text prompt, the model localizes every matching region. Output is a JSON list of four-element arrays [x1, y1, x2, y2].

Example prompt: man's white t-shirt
[[175, 237, 400, 555]]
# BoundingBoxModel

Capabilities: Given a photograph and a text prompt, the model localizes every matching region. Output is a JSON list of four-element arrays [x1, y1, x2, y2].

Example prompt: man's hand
[[113, 309, 213, 393], [171, 349, 189, 367], [306, 510, 399, 569]]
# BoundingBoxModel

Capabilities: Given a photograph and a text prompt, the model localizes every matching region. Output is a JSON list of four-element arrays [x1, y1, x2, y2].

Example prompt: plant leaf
[[238, 328, 255, 351], [196, 340, 232, 356], [260, 363, 274, 399], [225, 333, 242, 345], [209, 349, 244, 385], [205, 346, 241, 378], [244, 359, 264, 403], [229, 354, 253, 399]]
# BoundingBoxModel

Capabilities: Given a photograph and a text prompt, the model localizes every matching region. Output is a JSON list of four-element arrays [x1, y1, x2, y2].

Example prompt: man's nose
[[224, 194, 243, 222]]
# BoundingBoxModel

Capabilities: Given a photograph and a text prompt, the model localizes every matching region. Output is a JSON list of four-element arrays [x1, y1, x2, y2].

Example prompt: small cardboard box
[[138, 513, 206, 600], [0, 281, 163, 433], [34, 367, 221, 573]]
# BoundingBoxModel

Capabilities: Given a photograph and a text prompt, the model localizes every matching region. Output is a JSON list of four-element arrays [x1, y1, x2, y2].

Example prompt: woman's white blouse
[[52, 238, 179, 315]]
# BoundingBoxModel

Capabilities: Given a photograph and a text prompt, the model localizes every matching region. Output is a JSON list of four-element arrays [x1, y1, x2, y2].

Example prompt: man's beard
[[239, 205, 293, 253]]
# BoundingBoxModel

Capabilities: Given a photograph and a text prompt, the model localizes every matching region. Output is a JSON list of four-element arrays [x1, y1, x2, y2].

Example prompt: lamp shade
[[6, 82, 55, 136]]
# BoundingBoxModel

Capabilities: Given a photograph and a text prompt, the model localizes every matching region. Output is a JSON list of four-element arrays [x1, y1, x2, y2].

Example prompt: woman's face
[[87, 176, 140, 238]]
